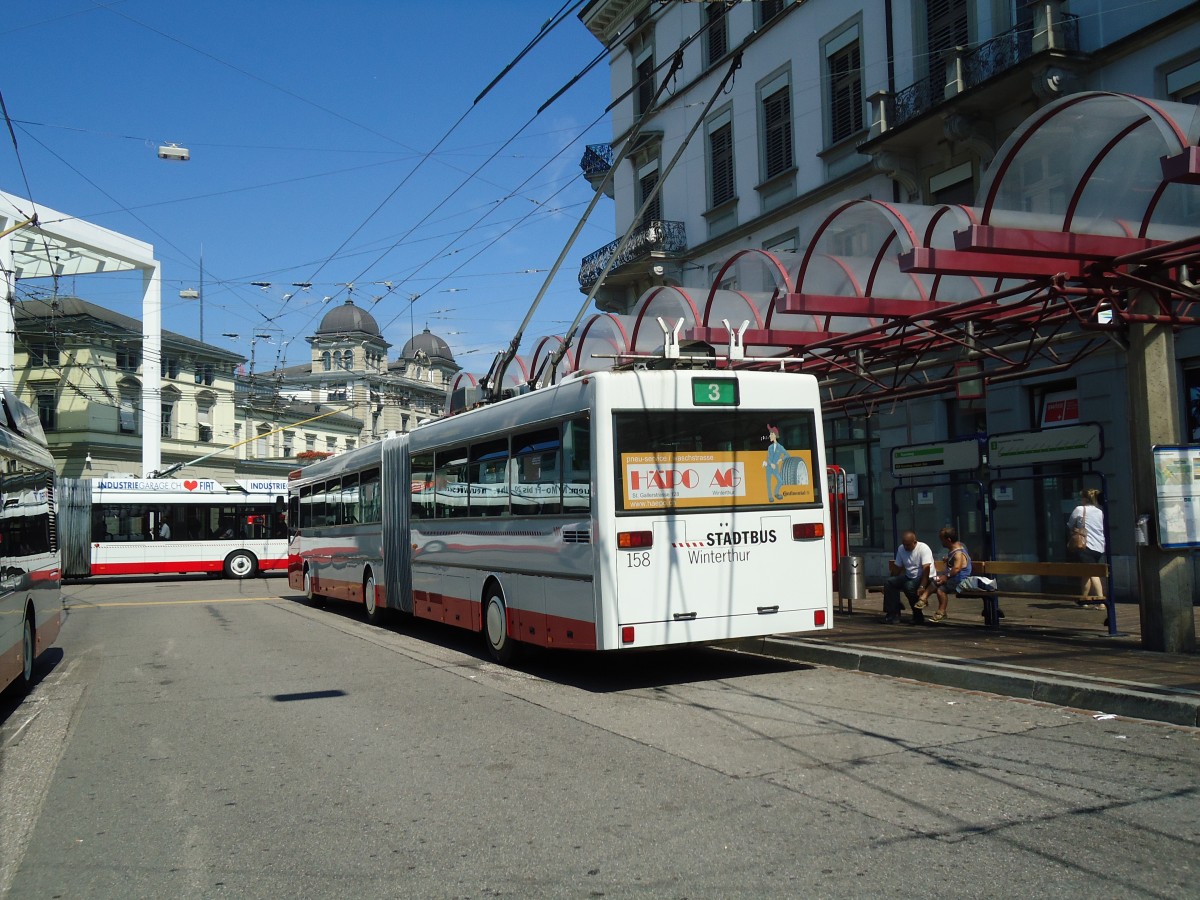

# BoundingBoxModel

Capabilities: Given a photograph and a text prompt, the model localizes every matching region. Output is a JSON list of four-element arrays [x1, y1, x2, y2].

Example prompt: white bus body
[[0, 389, 62, 694], [289, 369, 832, 659], [61, 478, 289, 579]]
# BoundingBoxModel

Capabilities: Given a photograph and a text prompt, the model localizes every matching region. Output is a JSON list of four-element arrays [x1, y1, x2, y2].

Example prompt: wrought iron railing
[[890, 71, 943, 131], [886, 15, 1080, 131], [580, 143, 614, 179], [578, 220, 687, 289]]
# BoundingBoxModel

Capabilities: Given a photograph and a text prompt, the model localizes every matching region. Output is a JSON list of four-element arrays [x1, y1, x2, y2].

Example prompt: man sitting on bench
[[882, 530, 933, 625]]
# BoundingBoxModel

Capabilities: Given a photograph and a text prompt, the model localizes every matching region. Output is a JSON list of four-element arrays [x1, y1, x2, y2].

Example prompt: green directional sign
[[691, 377, 739, 407]]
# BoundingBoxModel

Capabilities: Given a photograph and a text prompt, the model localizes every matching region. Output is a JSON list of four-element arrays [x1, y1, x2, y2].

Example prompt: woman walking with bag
[[1068, 488, 1105, 606]]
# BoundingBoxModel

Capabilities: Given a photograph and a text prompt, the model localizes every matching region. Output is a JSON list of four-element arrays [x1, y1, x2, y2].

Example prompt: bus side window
[[562, 418, 591, 513], [469, 438, 508, 518], [342, 473, 360, 525], [411, 454, 434, 520], [359, 468, 381, 525], [435, 449, 469, 519], [298, 486, 312, 530], [512, 427, 561, 515]]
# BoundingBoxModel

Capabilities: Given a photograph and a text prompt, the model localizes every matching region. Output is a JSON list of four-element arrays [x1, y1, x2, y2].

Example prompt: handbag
[[1068, 508, 1087, 552]]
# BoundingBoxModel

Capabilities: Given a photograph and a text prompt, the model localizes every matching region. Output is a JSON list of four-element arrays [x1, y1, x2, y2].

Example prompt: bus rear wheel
[[18, 610, 34, 693], [223, 550, 258, 579], [483, 588, 516, 664], [364, 573, 383, 626]]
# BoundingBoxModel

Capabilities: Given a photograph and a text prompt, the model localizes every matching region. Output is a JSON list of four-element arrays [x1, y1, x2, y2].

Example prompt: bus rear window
[[612, 410, 820, 511]]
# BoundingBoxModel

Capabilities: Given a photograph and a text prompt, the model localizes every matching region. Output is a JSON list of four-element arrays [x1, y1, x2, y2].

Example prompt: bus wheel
[[18, 610, 34, 693], [364, 573, 383, 626], [483, 588, 516, 664], [223, 550, 258, 579], [303, 569, 324, 606]]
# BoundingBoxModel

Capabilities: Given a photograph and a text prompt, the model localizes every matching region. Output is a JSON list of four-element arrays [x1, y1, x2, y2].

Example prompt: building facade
[[266, 299, 459, 443], [577, 0, 1200, 600], [13, 296, 362, 480]]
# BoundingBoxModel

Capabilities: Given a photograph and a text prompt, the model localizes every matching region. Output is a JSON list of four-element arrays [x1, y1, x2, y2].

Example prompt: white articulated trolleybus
[[289, 368, 832, 662], [0, 389, 62, 695], [59, 477, 289, 579]]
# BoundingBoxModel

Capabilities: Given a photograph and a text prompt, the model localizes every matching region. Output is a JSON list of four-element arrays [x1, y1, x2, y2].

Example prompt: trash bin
[[838, 555, 865, 612]]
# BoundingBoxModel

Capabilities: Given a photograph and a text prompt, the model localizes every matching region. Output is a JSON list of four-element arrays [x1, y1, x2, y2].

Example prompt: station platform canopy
[[464, 92, 1200, 413]]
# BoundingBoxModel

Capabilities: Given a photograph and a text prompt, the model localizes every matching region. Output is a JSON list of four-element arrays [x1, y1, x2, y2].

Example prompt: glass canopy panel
[[573, 314, 628, 372], [1070, 117, 1177, 236], [980, 93, 1196, 232], [1146, 183, 1200, 240], [702, 288, 766, 330], [631, 287, 700, 352]]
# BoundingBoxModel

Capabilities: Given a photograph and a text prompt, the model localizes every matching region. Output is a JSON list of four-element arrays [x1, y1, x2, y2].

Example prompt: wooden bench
[[955, 560, 1114, 634]]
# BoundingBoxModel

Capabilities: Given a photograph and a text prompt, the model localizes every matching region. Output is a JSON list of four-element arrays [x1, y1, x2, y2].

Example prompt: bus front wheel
[[483, 588, 517, 664], [364, 573, 383, 626], [303, 569, 324, 606], [223, 550, 258, 579]]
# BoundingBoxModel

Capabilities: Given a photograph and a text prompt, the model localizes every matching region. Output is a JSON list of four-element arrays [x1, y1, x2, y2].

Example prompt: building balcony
[[580, 143, 614, 197], [578, 220, 687, 294], [861, 2, 1084, 162]]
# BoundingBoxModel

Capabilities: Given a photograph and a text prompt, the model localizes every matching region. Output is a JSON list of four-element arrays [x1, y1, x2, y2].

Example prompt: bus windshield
[[613, 409, 821, 511]]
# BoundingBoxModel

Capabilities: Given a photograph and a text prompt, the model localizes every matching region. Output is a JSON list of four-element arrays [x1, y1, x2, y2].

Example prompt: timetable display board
[[1152, 445, 1200, 549]]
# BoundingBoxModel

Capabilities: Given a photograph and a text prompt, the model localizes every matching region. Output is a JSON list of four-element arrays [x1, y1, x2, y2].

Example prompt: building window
[[826, 26, 864, 144], [322, 350, 332, 372], [165, 357, 180, 379], [306, 434, 316, 452], [283, 431, 294, 456], [119, 389, 138, 434], [631, 30, 655, 117], [36, 391, 56, 431], [116, 347, 140, 372], [926, 0, 968, 82], [757, 0, 787, 27], [161, 403, 174, 439], [30, 344, 60, 367], [193, 364, 214, 386], [197, 396, 213, 443], [326, 437, 337, 453], [704, 2, 728, 70], [638, 159, 661, 225], [760, 76, 793, 180], [1166, 58, 1200, 105], [708, 112, 735, 209], [256, 426, 270, 458], [1185, 369, 1200, 440]]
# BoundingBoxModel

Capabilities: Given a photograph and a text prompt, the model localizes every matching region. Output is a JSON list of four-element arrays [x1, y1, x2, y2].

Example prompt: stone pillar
[[1125, 288, 1196, 652]]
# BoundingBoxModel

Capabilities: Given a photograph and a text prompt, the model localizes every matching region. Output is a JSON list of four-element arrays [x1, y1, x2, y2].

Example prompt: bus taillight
[[617, 531, 653, 549], [815, 610, 827, 627], [621, 626, 636, 644], [792, 523, 825, 540]]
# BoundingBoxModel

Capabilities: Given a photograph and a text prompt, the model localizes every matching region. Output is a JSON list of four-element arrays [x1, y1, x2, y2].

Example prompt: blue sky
[[2, 1, 614, 374]]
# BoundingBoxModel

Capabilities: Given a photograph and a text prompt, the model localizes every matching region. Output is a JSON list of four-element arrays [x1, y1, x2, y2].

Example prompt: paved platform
[[733, 590, 1200, 728]]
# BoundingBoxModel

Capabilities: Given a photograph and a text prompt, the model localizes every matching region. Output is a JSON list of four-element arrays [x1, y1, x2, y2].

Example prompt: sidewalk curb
[[730, 637, 1200, 728]]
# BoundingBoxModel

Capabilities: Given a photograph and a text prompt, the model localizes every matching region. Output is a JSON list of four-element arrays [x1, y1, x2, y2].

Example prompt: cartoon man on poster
[[764, 425, 789, 501], [764, 424, 810, 502]]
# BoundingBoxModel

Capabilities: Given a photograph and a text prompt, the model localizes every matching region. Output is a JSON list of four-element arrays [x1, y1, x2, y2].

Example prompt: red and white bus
[[0, 389, 62, 695], [289, 368, 832, 661], [59, 477, 289, 579]]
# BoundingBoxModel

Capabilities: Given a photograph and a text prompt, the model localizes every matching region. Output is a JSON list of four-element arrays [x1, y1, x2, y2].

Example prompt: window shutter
[[709, 123, 735, 207], [763, 88, 793, 179], [828, 43, 863, 143]]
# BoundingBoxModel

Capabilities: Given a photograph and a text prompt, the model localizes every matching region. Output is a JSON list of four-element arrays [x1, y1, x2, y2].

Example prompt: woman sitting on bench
[[917, 526, 972, 623]]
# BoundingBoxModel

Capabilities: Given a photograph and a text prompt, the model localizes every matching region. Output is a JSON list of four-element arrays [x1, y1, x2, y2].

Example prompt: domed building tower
[[395, 327, 457, 385], [307, 299, 390, 376], [268, 302, 459, 442]]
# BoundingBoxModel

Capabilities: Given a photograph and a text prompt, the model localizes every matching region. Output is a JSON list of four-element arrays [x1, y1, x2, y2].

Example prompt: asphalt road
[[2, 576, 1198, 899]]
